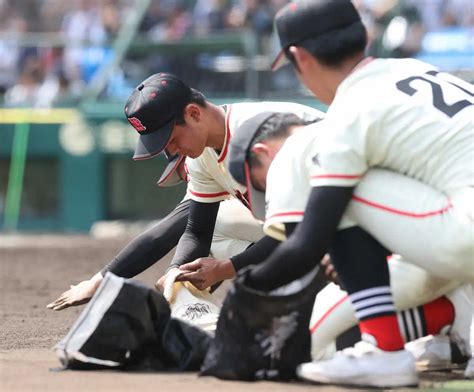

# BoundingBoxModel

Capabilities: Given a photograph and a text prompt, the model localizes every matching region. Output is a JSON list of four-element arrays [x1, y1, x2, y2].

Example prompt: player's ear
[[250, 142, 270, 157], [290, 46, 311, 72], [184, 104, 201, 122]]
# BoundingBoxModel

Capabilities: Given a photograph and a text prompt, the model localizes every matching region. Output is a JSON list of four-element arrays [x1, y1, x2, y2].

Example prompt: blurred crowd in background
[[0, 0, 473, 107]]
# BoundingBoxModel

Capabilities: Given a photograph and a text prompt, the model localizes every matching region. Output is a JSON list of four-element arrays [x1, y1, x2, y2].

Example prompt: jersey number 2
[[396, 70, 473, 118]]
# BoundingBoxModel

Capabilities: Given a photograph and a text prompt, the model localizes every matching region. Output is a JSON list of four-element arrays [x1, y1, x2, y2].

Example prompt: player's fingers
[[193, 282, 206, 290], [155, 276, 166, 287], [46, 294, 67, 309], [325, 263, 335, 275], [53, 302, 71, 311], [175, 270, 202, 281], [321, 254, 331, 266], [179, 260, 202, 271], [48, 297, 67, 310], [52, 302, 70, 311]]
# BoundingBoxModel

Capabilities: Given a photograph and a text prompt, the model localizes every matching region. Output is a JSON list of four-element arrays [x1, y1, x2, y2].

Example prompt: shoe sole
[[416, 359, 453, 371], [297, 368, 419, 388]]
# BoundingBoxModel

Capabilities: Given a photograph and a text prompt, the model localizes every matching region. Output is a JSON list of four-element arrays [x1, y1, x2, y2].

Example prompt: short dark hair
[[248, 112, 321, 168], [295, 21, 367, 67], [175, 88, 207, 125]]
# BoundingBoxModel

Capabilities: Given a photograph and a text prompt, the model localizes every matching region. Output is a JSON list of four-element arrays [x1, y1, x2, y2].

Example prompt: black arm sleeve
[[285, 222, 298, 236], [230, 235, 280, 271], [246, 186, 354, 291], [101, 199, 190, 278], [169, 200, 220, 268]]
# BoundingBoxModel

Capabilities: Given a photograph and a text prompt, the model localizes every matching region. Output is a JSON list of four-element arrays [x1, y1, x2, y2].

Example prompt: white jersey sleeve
[[264, 126, 321, 241], [309, 108, 367, 188]]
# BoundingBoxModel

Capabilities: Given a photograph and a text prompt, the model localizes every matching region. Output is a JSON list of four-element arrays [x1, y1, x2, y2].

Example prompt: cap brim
[[228, 111, 276, 185], [227, 111, 277, 221], [133, 118, 174, 161], [157, 154, 185, 187], [271, 49, 290, 71], [244, 162, 266, 221]]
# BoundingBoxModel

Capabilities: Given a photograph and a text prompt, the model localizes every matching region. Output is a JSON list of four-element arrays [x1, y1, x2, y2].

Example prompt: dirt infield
[[1, 234, 472, 391]]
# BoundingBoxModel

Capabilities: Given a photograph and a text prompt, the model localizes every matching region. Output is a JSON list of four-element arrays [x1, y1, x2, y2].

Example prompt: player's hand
[[176, 258, 236, 291], [155, 268, 180, 292], [46, 273, 103, 311], [321, 254, 342, 286], [155, 268, 183, 301]]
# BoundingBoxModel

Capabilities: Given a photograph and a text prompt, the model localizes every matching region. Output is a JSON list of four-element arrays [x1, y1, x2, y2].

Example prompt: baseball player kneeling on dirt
[[223, 112, 472, 379], [46, 151, 263, 332], [122, 72, 323, 294], [230, 0, 473, 386]]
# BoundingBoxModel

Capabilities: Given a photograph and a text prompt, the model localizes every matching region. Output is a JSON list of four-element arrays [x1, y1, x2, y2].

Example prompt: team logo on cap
[[128, 117, 147, 132]]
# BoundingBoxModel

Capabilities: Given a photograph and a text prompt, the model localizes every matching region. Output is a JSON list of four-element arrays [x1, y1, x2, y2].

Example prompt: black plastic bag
[[200, 266, 326, 381], [55, 272, 212, 371]]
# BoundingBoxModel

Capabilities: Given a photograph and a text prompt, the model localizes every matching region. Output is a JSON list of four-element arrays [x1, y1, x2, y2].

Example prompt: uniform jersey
[[264, 126, 321, 241], [263, 124, 358, 241], [309, 58, 474, 193], [186, 101, 324, 205], [264, 81, 474, 282]]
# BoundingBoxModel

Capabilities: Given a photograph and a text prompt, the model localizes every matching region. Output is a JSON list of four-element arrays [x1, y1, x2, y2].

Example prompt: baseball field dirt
[[1, 234, 472, 391]]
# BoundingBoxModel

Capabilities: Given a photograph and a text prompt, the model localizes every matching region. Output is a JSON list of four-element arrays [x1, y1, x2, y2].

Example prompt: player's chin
[[187, 148, 204, 159]]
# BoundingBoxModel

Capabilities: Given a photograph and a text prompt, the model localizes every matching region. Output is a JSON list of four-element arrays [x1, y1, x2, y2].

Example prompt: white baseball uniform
[[264, 126, 461, 359], [210, 198, 264, 260], [308, 58, 474, 282], [172, 103, 322, 329], [185, 101, 323, 258], [169, 102, 323, 331]]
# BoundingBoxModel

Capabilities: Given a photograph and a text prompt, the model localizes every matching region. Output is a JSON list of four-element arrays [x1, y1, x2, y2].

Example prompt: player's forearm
[[169, 200, 220, 268], [246, 186, 354, 291], [101, 199, 190, 278], [230, 235, 280, 271]]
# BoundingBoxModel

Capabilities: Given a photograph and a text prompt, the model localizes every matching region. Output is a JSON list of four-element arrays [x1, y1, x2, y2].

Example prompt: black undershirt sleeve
[[101, 199, 190, 278], [229, 222, 297, 271], [246, 186, 354, 291], [169, 200, 220, 268], [230, 235, 280, 271], [284, 222, 298, 236]]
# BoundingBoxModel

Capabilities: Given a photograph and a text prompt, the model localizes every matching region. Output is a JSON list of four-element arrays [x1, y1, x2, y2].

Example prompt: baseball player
[[47, 75, 322, 310], [46, 152, 262, 313], [123, 72, 324, 291], [231, 0, 473, 386], [226, 112, 471, 372]]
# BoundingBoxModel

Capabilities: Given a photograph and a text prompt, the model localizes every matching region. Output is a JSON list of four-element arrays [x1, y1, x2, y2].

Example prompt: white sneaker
[[446, 284, 473, 357], [297, 341, 419, 387], [465, 357, 474, 378], [405, 335, 451, 370]]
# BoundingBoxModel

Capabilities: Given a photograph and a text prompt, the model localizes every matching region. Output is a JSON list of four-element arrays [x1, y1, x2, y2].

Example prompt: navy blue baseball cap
[[228, 112, 276, 221], [272, 0, 361, 70], [124, 73, 192, 160]]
